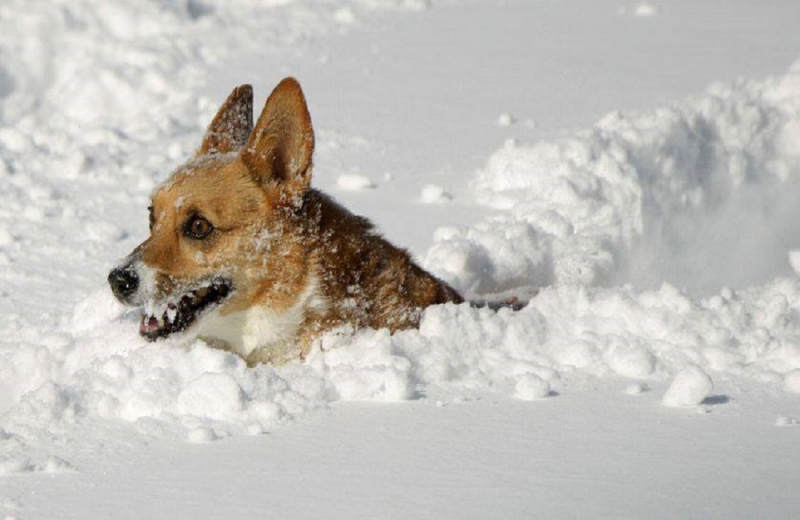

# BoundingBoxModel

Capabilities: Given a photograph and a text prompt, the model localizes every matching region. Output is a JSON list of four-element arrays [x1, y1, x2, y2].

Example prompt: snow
[[336, 173, 376, 190], [625, 382, 648, 395], [513, 372, 551, 400], [633, 3, 660, 18], [662, 365, 714, 408], [419, 183, 452, 203], [790, 250, 800, 275], [2, 0, 800, 518], [785, 370, 800, 394], [427, 67, 800, 296], [497, 111, 515, 127]]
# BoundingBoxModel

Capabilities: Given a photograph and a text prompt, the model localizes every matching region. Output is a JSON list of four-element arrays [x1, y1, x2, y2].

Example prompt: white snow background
[[1, 0, 800, 518]]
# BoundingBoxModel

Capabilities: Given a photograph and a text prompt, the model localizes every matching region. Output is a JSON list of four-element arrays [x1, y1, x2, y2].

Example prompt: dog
[[108, 78, 463, 365]]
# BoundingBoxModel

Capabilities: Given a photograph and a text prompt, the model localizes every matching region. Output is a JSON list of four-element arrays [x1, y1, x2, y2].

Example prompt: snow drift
[[3, 57, 800, 473], [426, 64, 800, 297]]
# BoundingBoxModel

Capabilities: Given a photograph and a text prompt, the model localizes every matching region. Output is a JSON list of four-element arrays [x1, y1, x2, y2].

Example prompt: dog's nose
[[108, 265, 139, 301]]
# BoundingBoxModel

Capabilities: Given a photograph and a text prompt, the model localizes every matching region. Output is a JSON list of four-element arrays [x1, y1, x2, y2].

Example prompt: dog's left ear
[[241, 77, 314, 199], [198, 85, 254, 155]]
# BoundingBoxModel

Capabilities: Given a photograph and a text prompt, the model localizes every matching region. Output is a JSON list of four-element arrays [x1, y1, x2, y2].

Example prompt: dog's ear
[[241, 78, 314, 199], [198, 85, 254, 155]]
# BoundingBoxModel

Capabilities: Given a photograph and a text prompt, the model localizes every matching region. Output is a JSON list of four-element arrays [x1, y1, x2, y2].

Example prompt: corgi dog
[[108, 78, 463, 365]]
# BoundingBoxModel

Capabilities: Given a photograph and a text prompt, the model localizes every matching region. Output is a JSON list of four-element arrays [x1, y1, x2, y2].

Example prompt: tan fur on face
[[131, 78, 462, 365], [145, 155, 310, 316]]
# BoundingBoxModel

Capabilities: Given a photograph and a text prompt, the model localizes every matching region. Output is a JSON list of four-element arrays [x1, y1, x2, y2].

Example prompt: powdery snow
[[425, 65, 800, 298], [4, 272, 800, 473], [2, 0, 800, 517]]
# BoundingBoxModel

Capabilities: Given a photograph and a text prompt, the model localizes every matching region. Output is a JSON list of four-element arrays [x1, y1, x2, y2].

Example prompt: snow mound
[[425, 62, 800, 298], [4, 275, 800, 471], [514, 373, 551, 401], [662, 365, 713, 408]]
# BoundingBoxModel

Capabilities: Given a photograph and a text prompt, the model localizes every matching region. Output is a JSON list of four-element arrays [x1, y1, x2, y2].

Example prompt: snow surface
[[2, 0, 800, 518]]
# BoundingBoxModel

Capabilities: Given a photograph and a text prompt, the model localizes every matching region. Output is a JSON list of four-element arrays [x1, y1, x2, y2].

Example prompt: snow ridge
[[426, 63, 800, 297], [4, 274, 800, 472]]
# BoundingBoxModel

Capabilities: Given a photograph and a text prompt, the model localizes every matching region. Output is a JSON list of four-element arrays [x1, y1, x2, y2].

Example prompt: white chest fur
[[189, 274, 328, 359]]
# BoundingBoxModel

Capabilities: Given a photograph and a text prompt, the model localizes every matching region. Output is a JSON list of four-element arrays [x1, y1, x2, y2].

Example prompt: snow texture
[[1, 0, 800, 517], [425, 64, 800, 298], [662, 365, 714, 408], [4, 42, 800, 474]]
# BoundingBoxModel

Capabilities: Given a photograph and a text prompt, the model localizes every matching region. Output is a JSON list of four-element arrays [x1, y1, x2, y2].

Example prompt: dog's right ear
[[241, 78, 314, 202], [197, 85, 253, 156]]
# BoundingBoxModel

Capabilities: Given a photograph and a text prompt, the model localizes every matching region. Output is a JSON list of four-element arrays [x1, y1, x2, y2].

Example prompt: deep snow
[[2, 0, 800, 518]]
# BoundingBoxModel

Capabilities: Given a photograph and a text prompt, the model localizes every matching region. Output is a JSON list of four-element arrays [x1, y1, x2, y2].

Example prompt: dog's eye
[[184, 215, 213, 240]]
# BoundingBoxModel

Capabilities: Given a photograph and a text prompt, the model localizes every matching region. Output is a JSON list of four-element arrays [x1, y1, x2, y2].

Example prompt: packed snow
[[662, 365, 714, 408], [1, 0, 800, 518]]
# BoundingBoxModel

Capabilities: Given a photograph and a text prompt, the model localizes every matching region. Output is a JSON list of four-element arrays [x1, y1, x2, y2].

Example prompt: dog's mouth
[[139, 278, 233, 341]]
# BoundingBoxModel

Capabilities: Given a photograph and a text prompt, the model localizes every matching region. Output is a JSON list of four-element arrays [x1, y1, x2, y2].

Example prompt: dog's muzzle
[[108, 264, 139, 303]]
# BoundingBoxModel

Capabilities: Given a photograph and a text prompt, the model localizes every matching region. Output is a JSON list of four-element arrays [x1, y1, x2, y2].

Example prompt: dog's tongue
[[140, 315, 160, 335]]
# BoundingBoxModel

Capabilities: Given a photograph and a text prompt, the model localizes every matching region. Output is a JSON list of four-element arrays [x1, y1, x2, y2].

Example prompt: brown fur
[[128, 78, 462, 365]]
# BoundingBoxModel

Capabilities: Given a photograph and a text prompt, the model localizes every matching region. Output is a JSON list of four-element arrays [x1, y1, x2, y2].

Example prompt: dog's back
[[302, 189, 462, 332]]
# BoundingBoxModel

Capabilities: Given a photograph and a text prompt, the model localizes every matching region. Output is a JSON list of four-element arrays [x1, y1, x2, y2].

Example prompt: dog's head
[[108, 78, 316, 341]]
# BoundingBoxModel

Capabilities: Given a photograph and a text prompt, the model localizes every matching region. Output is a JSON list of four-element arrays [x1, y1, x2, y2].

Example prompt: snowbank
[[4, 274, 800, 472], [425, 62, 800, 297]]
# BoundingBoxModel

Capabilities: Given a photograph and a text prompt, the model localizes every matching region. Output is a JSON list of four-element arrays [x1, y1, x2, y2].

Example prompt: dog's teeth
[[140, 315, 160, 335], [166, 306, 177, 323]]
